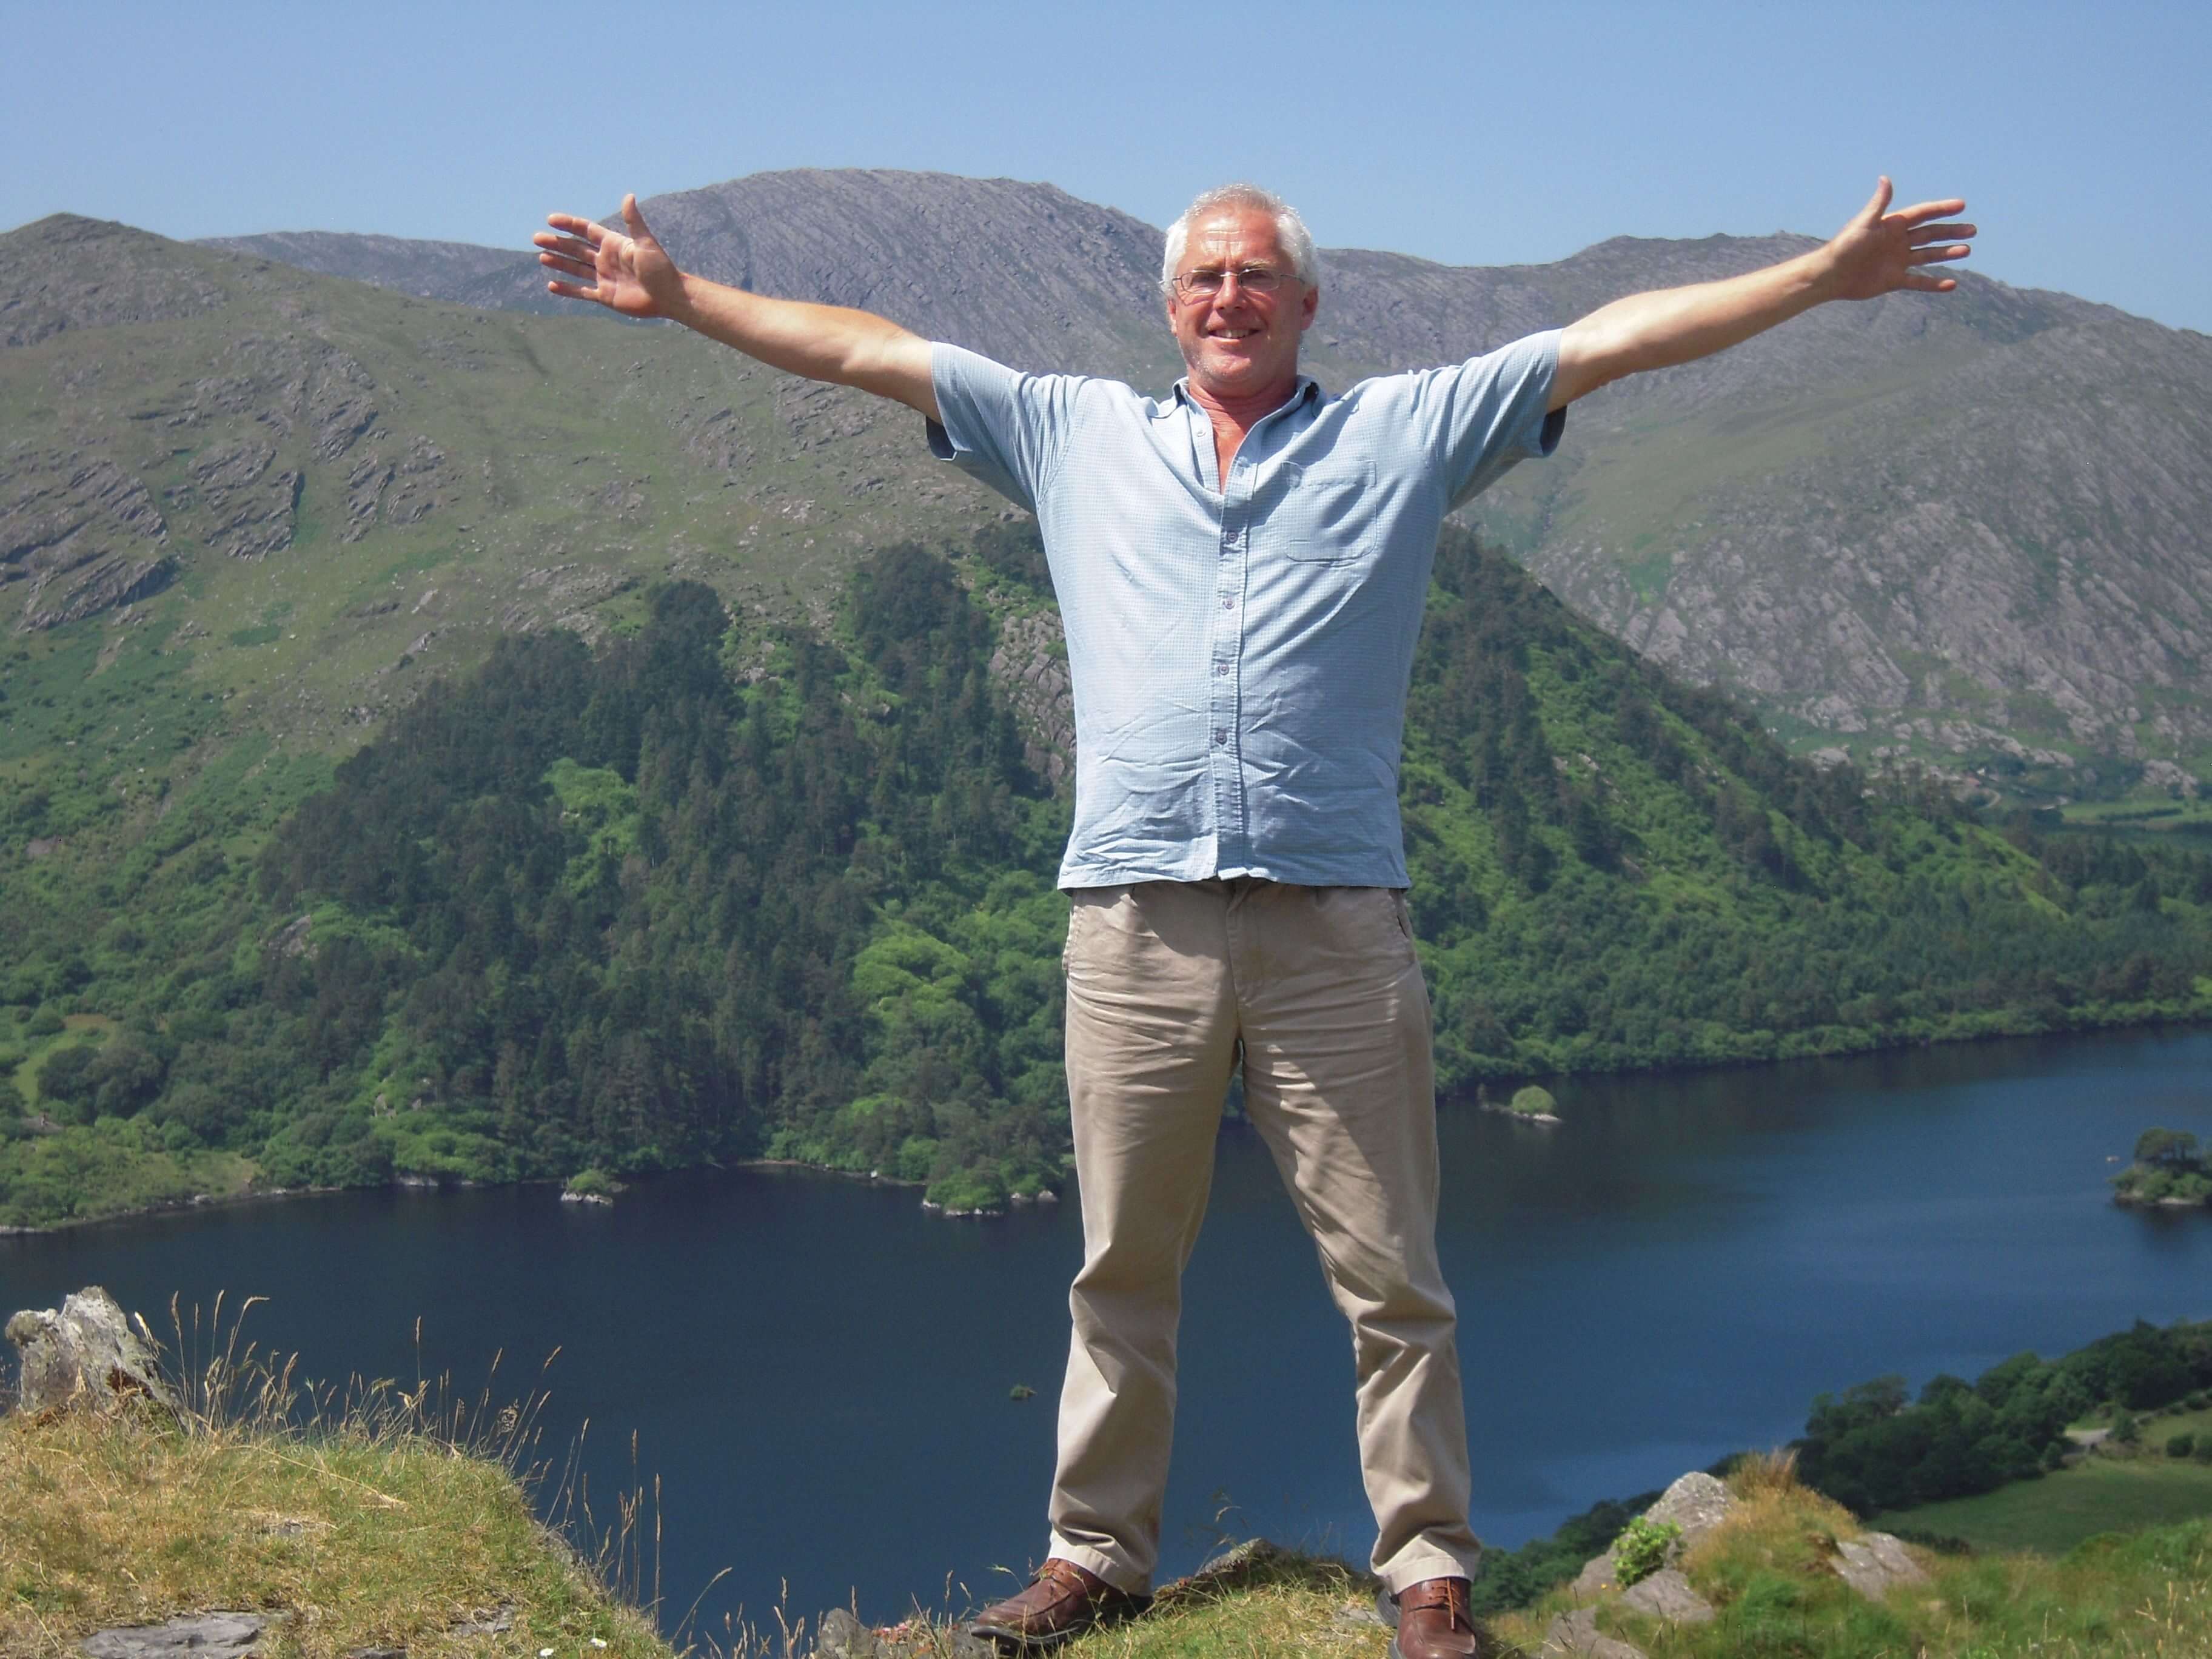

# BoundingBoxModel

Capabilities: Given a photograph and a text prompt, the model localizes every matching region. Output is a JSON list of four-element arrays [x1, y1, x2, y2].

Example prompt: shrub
[[1610, 1517, 1681, 1588], [1509, 1085, 1558, 1118], [2194, 1438, 2212, 1466], [565, 1167, 623, 1198], [25, 1008, 64, 1037], [2168, 1433, 2196, 1459], [925, 1166, 1007, 1213], [2113, 1412, 2141, 1445], [36, 1043, 102, 1122]]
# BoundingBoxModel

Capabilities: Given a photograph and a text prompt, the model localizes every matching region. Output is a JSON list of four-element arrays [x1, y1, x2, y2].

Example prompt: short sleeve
[[926, 343, 1087, 513], [1407, 330, 1566, 511]]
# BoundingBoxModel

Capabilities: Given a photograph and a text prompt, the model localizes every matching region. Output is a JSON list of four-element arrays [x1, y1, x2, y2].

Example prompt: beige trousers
[[1048, 878, 1481, 1595]]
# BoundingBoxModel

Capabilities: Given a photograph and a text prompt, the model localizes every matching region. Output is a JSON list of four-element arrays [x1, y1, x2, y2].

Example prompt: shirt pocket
[[1277, 460, 1379, 563]]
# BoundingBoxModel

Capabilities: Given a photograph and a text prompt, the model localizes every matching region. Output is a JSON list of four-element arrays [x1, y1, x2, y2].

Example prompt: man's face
[[1166, 206, 1319, 403]]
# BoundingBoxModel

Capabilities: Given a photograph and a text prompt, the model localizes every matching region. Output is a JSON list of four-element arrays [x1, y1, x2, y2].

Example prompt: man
[[537, 177, 1972, 1658]]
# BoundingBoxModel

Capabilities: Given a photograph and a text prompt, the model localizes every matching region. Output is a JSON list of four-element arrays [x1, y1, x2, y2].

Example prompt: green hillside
[[6, 519, 2210, 1227]]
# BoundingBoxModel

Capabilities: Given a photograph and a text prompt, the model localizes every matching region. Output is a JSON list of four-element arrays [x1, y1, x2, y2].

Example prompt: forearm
[[1552, 246, 1838, 407], [668, 272, 938, 418]]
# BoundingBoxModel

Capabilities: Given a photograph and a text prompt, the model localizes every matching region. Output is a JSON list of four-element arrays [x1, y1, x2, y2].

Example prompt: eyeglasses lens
[[1179, 267, 1285, 299]]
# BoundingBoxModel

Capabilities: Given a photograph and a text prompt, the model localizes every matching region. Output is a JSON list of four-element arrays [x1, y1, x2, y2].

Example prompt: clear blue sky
[[8, 0, 2208, 334]]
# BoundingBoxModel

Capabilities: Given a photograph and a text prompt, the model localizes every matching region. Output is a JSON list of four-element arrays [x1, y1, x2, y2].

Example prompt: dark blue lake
[[5, 1027, 2210, 1638]]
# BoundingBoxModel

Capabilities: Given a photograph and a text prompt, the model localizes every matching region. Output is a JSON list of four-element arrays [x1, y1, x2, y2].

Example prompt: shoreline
[[8, 1017, 2209, 1240], [0, 1152, 1066, 1240]]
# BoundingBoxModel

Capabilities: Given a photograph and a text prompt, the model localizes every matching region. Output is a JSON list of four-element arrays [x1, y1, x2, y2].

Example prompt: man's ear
[[1296, 283, 1320, 333]]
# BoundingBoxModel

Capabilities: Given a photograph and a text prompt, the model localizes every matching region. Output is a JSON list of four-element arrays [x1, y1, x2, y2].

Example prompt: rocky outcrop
[[986, 609, 1074, 786], [1567, 1471, 1733, 1600], [2, 451, 175, 631], [1832, 1530, 1930, 1601], [1545, 1470, 1930, 1657], [5, 1285, 178, 1419]]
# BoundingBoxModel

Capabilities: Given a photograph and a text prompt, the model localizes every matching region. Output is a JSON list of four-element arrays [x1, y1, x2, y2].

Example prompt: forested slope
[[6, 528, 2209, 1226]]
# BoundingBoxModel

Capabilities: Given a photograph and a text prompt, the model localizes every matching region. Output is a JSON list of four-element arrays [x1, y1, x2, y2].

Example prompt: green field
[[1875, 1422, 2212, 1555], [2061, 797, 2212, 838]]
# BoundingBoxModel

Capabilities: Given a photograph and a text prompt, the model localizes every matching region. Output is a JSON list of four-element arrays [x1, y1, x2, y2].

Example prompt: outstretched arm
[[1549, 179, 1976, 410], [534, 195, 939, 421]]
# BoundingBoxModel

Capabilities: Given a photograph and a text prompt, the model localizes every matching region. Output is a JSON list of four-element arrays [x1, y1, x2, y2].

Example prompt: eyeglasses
[[1167, 264, 1296, 301]]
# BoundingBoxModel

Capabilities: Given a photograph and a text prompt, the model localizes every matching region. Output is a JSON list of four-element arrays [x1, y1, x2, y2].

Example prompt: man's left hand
[[1818, 178, 1976, 301]]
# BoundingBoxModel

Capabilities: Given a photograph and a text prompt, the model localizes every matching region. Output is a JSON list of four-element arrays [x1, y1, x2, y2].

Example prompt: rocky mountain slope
[[2, 209, 1000, 752], [176, 167, 2211, 795]]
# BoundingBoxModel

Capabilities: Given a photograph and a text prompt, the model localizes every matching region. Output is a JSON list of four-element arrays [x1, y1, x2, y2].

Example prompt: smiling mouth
[[1207, 327, 1259, 341]]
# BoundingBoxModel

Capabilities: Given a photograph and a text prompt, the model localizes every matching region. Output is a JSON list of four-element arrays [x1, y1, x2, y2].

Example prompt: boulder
[[815, 1608, 888, 1659], [1832, 1531, 1929, 1602], [1619, 1567, 1714, 1624], [1541, 1606, 1647, 1658], [1641, 1471, 1734, 1547], [79, 1613, 264, 1657], [1569, 1470, 1736, 1597], [7, 1286, 178, 1419]]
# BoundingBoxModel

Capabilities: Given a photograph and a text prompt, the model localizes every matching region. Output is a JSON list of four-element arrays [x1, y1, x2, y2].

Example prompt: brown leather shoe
[[1381, 1577, 1487, 1659], [964, 1558, 1150, 1651]]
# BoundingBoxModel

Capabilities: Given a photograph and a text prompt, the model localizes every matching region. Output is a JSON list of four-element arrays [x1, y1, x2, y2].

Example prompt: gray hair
[[1159, 183, 1321, 293]]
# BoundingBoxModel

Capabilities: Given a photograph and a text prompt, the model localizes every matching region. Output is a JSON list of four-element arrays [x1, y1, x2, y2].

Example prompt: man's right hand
[[535, 194, 686, 321], [528, 189, 939, 421]]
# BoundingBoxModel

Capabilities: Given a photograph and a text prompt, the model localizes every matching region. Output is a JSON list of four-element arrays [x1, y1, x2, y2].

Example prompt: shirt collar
[[1167, 374, 1324, 418]]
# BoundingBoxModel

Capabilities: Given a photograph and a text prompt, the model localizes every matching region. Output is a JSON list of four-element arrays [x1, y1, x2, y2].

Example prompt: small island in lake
[[2111, 1128, 2211, 1209], [1480, 1084, 1563, 1125], [561, 1167, 625, 1206]]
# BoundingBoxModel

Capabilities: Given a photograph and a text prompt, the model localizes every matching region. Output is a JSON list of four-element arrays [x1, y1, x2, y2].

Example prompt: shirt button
[[1221, 597, 1234, 610], [1214, 730, 1228, 745], [1215, 664, 1229, 677]]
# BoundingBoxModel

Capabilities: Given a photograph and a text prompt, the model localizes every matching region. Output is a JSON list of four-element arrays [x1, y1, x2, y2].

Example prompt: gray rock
[[1541, 1606, 1646, 1658], [1332, 1600, 1387, 1630], [1619, 1567, 1715, 1624], [811, 1607, 992, 1659], [815, 1608, 887, 1659], [1641, 1471, 1735, 1549], [1570, 1470, 1737, 1598], [8, 1286, 178, 1419], [1569, 1550, 1620, 1598], [449, 1604, 513, 1637], [79, 1612, 263, 1656], [1832, 1531, 1929, 1603]]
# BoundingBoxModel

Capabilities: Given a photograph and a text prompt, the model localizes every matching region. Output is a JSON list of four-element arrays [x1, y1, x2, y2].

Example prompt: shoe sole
[[965, 1597, 1151, 1652]]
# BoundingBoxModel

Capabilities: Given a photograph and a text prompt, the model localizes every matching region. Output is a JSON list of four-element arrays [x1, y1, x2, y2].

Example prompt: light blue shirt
[[928, 332, 1565, 890]]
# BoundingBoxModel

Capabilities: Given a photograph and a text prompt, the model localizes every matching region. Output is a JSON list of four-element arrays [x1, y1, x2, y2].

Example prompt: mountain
[[5, 196, 2210, 1226], [198, 230, 524, 301], [178, 167, 2212, 796]]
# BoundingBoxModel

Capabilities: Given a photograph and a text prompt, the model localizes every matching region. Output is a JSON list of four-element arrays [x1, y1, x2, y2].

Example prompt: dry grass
[[0, 1297, 677, 1659], [1721, 1445, 1803, 1501]]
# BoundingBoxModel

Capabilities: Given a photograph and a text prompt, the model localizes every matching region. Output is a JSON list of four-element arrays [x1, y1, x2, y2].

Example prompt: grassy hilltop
[[8, 1407, 2209, 1658], [8, 1307, 2211, 1655]]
